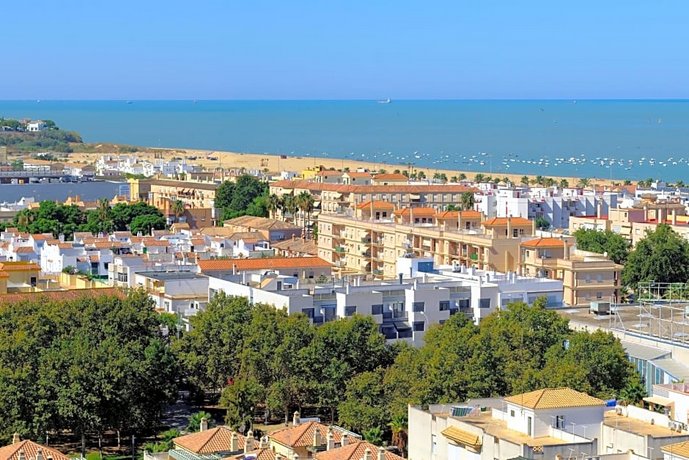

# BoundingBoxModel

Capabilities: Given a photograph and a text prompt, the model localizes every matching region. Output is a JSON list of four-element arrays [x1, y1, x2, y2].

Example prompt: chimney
[[531, 218, 536, 235], [312, 428, 322, 448], [245, 430, 253, 453], [293, 411, 301, 426], [507, 216, 512, 238], [260, 435, 269, 449], [12, 433, 19, 444], [643, 204, 649, 221], [341, 434, 348, 447], [36, 448, 43, 460], [199, 417, 208, 432], [672, 208, 678, 226], [377, 447, 386, 460], [326, 429, 335, 450], [596, 200, 602, 219], [363, 448, 373, 460], [230, 432, 239, 452]]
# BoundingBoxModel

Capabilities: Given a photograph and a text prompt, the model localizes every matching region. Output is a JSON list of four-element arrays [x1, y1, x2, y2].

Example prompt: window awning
[[644, 395, 674, 406], [441, 426, 482, 449]]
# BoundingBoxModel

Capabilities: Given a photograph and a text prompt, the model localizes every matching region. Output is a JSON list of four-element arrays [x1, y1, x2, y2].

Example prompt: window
[[479, 298, 491, 309], [344, 306, 356, 316], [596, 292, 603, 299], [527, 416, 533, 436], [439, 300, 450, 311], [412, 301, 425, 312], [371, 304, 383, 315], [413, 321, 425, 332], [510, 410, 515, 417], [555, 415, 565, 430]]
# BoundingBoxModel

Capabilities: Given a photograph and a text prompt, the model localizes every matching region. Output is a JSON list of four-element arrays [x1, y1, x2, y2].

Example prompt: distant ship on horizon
[[377, 97, 391, 104]]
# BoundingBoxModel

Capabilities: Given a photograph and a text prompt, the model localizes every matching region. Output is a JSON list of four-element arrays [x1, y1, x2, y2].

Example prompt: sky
[[1, 0, 688, 100]]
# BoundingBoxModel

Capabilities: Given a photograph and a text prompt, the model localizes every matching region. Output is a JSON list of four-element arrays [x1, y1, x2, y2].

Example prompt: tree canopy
[[0, 290, 178, 443], [622, 224, 689, 287], [573, 228, 630, 264], [215, 175, 269, 221]]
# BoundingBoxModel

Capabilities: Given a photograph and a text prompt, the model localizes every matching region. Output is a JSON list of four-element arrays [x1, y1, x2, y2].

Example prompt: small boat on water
[[377, 98, 391, 104]]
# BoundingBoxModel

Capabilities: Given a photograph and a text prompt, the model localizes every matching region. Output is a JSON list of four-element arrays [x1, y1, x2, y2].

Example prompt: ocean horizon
[[2, 99, 689, 181]]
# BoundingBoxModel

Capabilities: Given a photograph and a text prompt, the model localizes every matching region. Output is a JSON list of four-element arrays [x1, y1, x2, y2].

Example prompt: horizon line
[[2, 97, 689, 102]]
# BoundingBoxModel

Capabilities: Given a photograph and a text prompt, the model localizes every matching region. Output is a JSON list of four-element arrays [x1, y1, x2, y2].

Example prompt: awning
[[644, 395, 675, 406], [441, 426, 482, 449], [410, 194, 421, 200]]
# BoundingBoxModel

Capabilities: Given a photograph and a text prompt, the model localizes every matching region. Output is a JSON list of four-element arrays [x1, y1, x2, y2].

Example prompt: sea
[[2, 100, 689, 181]]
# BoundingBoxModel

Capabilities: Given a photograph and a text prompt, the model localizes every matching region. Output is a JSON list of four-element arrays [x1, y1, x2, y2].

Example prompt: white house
[[26, 121, 47, 132]]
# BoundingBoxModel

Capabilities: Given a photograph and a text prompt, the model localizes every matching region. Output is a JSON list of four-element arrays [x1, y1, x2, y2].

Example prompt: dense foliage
[[215, 175, 269, 221], [12, 200, 165, 239], [174, 295, 640, 446], [573, 228, 630, 264], [622, 224, 689, 288], [0, 118, 82, 153], [0, 291, 178, 443]]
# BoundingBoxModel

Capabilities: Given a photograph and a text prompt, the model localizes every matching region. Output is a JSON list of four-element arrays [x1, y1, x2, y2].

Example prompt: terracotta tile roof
[[440, 427, 482, 449], [504, 388, 604, 410], [393, 207, 436, 217], [356, 200, 395, 210], [29, 234, 50, 241], [0, 439, 71, 460], [225, 447, 276, 460], [662, 440, 689, 458], [520, 238, 568, 249], [317, 170, 343, 177], [345, 171, 372, 178], [436, 210, 482, 219], [271, 239, 318, 255], [142, 239, 170, 247], [0, 262, 40, 272], [198, 257, 331, 273], [0, 288, 124, 305], [228, 232, 266, 243], [482, 217, 532, 227], [173, 426, 255, 454], [315, 441, 403, 460], [224, 216, 300, 231], [271, 422, 342, 449], [57, 243, 73, 249], [14, 247, 35, 254], [373, 173, 408, 181]]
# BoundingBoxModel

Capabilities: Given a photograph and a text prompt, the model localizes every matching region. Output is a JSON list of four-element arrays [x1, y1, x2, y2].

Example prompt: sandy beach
[[68, 147, 622, 187]]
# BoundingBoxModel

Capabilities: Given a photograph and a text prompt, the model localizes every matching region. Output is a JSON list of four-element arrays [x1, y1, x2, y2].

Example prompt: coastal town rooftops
[[435, 210, 482, 219], [520, 237, 569, 249], [0, 262, 40, 272], [198, 257, 331, 272], [270, 179, 476, 194], [271, 421, 343, 448], [315, 441, 404, 460], [173, 426, 256, 454], [0, 438, 71, 460], [482, 217, 532, 227], [393, 207, 436, 217], [603, 411, 676, 438], [356, 200, 395, 210], [224, 215, 300, 231], [137, 271, 207, 281], [504, 388, 605, 410], [373, 173, 408, 181]]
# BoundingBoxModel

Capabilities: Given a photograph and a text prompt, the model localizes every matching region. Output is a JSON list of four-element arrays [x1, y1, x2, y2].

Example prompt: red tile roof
[[270, 422, 343, 449], [0, 439, 71, 460], [173, 427, 255, 454], [356, 200, 395, 210], [373, 173, 408, 182], [521, 238, 568, 249], [435, 210, 482, 220], [393, 207, 436, 217], [315, 441, 404, 460], [483, 217, 532, 227]]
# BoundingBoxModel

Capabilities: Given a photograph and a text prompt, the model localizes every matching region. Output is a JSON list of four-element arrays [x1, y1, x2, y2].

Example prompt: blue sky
[[1, 0, 687, 99]]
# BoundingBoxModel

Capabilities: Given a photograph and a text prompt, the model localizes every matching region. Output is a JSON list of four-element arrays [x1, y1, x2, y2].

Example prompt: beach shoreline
[[69, 147, 628, 188]]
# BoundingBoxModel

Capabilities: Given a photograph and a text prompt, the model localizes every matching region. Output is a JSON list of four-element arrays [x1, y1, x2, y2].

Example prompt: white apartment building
[[133, 271, 209, 318], [207, 257, 562, 346]]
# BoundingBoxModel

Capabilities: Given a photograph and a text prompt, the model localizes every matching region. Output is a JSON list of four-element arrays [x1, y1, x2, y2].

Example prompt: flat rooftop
[[559, 304, 689, 346], [603, 411, 677, 438], [137, 271, 207, 281]]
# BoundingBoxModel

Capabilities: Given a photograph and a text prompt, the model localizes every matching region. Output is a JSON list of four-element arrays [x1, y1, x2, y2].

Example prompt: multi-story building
[[318, 206, 535, 278], [408, 388, 607, 460], [520, 238, 622, 305]]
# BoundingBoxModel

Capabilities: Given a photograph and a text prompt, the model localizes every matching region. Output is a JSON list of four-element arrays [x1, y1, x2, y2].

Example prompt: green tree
[[459, 192, 475, 211], [574, 228, 629, 264], [187, 412, 213, 433], [577, 178, 591, 188], [622, 224, 689, 287], [534, 216, 550, 230], [171, 200, 186, 221], [295, 191, 315, 239], [520, 176, 530, 186], [619, 379, 647, 406], [338, 369, 389, 435], [559, 178, 569, 188], [130, 214, 166, 235]]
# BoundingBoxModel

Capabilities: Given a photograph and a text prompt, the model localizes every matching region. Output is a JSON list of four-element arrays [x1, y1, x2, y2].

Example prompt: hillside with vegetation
[[0, 117, 83, 153]]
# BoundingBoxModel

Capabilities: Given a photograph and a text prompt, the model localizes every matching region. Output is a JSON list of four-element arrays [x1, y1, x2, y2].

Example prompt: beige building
[[318, 207, 535, 278], [520, 238, 622, 306]]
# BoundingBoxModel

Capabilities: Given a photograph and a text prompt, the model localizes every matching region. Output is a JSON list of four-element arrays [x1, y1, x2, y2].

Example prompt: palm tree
[[559, 179, 569, 188], [282, 193, 298, 224], [267, 194, 281, 219], [389, 415, 408, 456], [577, 177, 591, 188], [460, 191, 475, 211], [296, 191, 315, 239], [171, 200, 186, 222], [520, 175, 530, 186], [97, 198, 114, 233]]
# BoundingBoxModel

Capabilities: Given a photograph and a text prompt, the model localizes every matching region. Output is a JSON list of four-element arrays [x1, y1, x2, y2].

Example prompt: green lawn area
[[72, 453, 132, 460]]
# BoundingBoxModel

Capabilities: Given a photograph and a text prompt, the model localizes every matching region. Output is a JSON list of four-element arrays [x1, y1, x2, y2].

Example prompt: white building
[[133, 271, 209, 318], [408, 388, 607, 460], [26, 121, 46, 132]]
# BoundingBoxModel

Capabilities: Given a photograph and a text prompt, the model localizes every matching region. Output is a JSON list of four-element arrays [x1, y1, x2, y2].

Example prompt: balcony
[[361, 236, 372, 244], [335, 246, 346, 253], [373, 269, 384, 276]]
